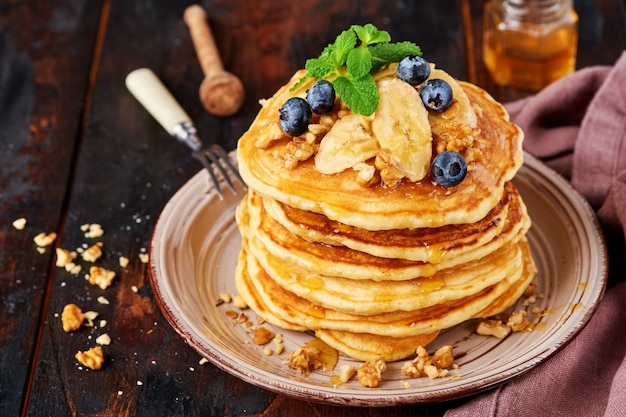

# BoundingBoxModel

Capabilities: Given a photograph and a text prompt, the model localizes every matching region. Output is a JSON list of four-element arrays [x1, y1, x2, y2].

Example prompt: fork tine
[[192, 145, 247, 200], [192, 151, 225, 200], [209, 145, 247, 192], [204, 146, 237, 196]]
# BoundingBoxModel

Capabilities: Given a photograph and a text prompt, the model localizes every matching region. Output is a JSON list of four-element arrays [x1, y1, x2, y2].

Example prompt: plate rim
[[148, 151, 608, 406]]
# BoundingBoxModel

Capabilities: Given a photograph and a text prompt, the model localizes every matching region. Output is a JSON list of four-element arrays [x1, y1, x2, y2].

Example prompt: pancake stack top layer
[[237, 63, 524, 230], [234, 26, 536, 363]]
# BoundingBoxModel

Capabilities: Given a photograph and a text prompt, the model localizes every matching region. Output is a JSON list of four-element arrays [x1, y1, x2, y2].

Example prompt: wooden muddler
[[184, 5, 245, 117]]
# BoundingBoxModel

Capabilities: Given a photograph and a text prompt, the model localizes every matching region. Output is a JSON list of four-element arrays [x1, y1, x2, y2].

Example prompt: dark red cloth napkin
[[446, 52, 626, 417]]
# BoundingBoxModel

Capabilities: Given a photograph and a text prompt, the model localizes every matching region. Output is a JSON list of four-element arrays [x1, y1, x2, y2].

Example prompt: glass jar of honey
[[483, 0, 578, 91]]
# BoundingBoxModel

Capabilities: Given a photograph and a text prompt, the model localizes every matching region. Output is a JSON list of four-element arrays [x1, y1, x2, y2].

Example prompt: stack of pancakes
[[234, 64, 536, 362]]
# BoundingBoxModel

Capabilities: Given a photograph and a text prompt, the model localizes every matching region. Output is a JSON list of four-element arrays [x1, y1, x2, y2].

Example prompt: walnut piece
[[96, 333, 111, 346], [357, 356, 386, 388], [82, 223, 104, 238], [274, 333, 284, 355], [65, 262, 82, 275], [286, 347, 324, 376], [477, 309, 533, 338], [12, 218, 26, 230], [82, 310, 99, 327], [87, 266, 116, 289], [401, 346, 430, 378], [55, 248, 76, 267], [224, 310, 238, 319], [336, 364, 356, 385], [524, 278, 539, 298], [55, 246, 80, 274], [81, 242, 103, 262], [432, 345, 455, 369], [252, 327, 274, 345], [507, 310, 531, 332], [75, 346, 104, 370], [375, 149, 404, 187], [235, 313, 248, 324], [61, 304, 84, 332], [34, 232, 57, 247], [401, 345, 456, 380], [353, 162, 379, 186], [119, 256, 130, 268], [282, 137, 318, 169], [476, 319, 511, 339], [434, 122, 478, 155]]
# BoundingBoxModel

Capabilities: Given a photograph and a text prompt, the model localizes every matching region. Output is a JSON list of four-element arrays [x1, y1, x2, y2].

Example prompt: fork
[[125, 68, 246, 200]]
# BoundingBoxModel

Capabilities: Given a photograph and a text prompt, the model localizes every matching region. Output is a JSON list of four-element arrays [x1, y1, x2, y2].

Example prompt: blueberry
[[431, 151, 467, 187], [307, 80, 336, 114], [420, 79, 453, 112], [396, 55, 431, 86], [279, 97, 312, 136]]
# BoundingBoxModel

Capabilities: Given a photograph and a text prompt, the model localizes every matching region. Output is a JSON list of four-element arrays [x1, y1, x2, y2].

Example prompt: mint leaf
[[352, 23, 390, 46], [330, 29, 357, 67], [346, 47, 372, 79], [291, 23, 422, 111], [370, 41, 422, 72], [305, 56, 336, 79], [333, 74, 379, 116]]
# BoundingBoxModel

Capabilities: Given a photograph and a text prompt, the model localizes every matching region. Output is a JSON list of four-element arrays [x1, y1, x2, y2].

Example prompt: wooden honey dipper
[[184, 5, 245, 117]]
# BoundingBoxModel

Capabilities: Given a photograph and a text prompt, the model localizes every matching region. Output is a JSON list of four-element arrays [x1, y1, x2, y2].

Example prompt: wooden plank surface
[[0, 1, 102, 415], [0, 0, 624, 416]]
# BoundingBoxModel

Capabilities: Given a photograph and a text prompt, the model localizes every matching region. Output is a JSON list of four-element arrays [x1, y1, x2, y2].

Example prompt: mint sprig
[[291, 24, 422, 116]]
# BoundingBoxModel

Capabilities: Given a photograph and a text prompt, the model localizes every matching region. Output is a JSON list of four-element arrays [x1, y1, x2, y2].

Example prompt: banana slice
[[315, 114, 379, 175], [372, 78, 433, 183]]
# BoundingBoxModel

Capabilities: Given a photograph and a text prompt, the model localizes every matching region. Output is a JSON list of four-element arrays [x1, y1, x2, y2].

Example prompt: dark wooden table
[[1, 1, 625, 416]]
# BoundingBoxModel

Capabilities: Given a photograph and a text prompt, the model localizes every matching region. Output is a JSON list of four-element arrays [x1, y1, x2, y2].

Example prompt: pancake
[[236, 245, 440, 362], [236, 239, 533, 338], [260, 181, 529, 264], [475, 238, 538, 318], [237, 183, 531, 281], [315, 240, 536, 362], [235, 240, 535, 362], [234, 248, 307, 332], [245, 230, 524, 315], [236, 67, 524, 230], [238, 196, 526, 314], [314, 329, 440, 362]]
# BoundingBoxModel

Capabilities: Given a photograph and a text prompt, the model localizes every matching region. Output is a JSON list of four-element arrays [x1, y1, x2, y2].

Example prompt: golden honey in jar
[[483, 0, 578, 91]]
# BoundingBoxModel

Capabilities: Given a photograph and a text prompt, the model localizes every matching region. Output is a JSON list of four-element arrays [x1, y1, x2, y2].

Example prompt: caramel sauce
[[298, 276, 325, 290], [304, 339, 338, 372], [416, 277, 446, 293], [330, 375, 345, 387], [530, 321, 548, 331], [420, 263, 439, 278], [426, 245, 445, 264], [570, 302, 584, 312]]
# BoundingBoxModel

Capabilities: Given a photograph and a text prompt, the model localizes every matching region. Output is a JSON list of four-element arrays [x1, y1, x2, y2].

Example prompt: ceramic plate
[[149, 152, 607, 406]]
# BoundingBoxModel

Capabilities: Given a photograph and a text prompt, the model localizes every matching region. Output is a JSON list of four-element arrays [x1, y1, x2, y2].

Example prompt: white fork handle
[[125, 68, 191, 135]]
